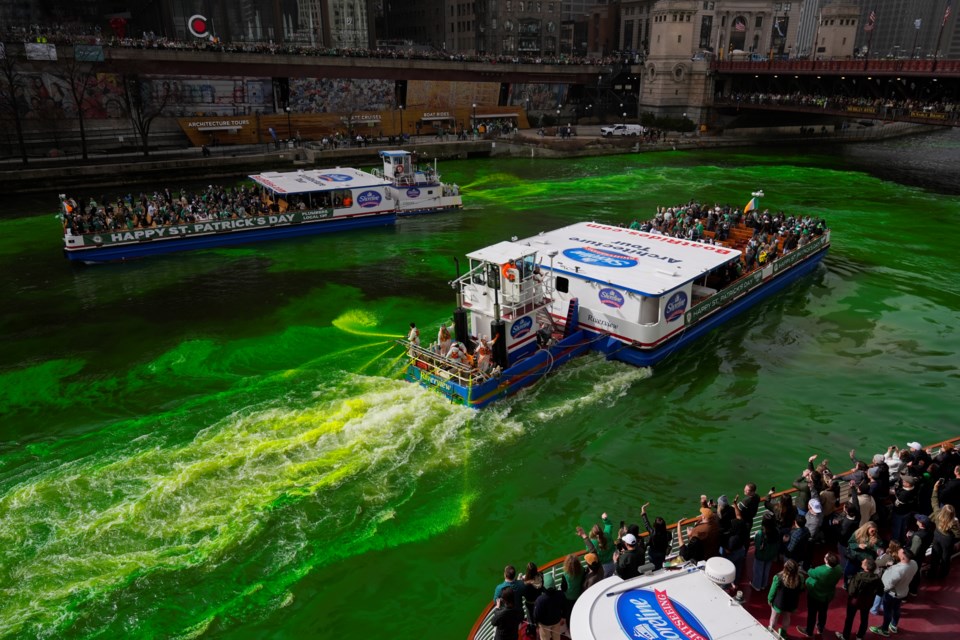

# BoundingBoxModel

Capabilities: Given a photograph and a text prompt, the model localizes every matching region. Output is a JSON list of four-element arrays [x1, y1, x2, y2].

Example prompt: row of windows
[[504, 1, 555, 12], [654, 14, 693, 23], [773, 3, 793, 11], [452, 21, 475, 33], [827, 19, 857, 26], [450, 4, 475, 18]]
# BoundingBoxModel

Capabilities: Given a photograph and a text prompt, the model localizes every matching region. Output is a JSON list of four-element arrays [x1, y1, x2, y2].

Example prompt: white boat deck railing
[[403, 341, 492, 387], [457, 264, 553, 319]]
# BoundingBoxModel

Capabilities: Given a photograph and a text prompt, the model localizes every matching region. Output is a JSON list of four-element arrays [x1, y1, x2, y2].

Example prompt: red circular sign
[[188, 14, 210, 39]]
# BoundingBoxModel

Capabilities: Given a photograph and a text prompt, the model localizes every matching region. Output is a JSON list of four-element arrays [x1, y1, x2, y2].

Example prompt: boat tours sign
[[356, 190, 383, 208], [71, 211, 335, 247], [663, 292, 688, 322], [684, 271, 763, 325], [510, 316, 534, 339], [615, 588, 711, 640], [599, 288, 625, 308], [563, 247, 639, 268], [772, 236, 826, 275]]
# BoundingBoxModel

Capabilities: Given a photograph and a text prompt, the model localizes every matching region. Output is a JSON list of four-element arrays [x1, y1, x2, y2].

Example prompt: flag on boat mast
[[744, 197, 759, 213]]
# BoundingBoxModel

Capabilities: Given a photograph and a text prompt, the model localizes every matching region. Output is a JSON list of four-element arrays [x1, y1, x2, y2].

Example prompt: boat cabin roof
[[515, 221, 741, 296], [249, 168, 389, 194], [379, 150, 412, 159], [466, 240, 537, 265]]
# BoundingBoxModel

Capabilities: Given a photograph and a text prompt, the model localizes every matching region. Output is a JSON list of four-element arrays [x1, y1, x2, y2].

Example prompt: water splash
[[0, 373, 476, 638]]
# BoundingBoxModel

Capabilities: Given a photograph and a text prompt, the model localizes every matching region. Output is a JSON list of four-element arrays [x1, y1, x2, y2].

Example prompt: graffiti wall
[[289, 78, 396, 113], [8, 73, 274, 119], [506, 83, 569, 110], [405, 80, 500, 109]]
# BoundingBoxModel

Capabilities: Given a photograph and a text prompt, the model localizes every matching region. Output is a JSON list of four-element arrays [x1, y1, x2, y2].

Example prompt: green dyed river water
[[2, 132, 959, 639]]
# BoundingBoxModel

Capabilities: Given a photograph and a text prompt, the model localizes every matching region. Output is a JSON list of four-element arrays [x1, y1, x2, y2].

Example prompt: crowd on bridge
[[488, 439, 960, 640], [718, 92, 959, 121], [3, 24, 628, 67]]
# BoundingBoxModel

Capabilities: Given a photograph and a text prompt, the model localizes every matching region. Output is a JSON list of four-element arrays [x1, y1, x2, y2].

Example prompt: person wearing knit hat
[[582, 553, 605, 592]]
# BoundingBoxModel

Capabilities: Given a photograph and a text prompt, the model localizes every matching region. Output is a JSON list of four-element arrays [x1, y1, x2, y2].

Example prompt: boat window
[[639, 295, 659, 325], [555, 276, 569, 293], [471, 259, 487, 285], [486, 262, 502, 288], [520, 254, 537, 280], [332, 189, 353, 209]]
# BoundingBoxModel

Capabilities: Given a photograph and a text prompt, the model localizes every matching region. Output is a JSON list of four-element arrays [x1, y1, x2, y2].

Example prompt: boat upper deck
[[515, 222, 742, 296], [249, 167, 389, 194]]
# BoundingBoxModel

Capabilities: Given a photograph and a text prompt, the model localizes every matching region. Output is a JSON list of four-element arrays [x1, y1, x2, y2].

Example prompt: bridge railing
[[713, 58, 960, 76]]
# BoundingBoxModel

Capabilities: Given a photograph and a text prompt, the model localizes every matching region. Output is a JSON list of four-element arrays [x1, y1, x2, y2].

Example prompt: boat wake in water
[[0, 316, 651, 638]]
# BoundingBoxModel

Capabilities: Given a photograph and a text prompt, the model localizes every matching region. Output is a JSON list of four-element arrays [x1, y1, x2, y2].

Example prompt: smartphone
[[620, 520, 625, 529]]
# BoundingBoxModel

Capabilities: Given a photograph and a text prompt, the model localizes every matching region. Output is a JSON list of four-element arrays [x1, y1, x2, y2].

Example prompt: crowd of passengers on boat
[[627, 202, 828, 281], [60, 185, 344, 236], [487, 440, 960, 640]]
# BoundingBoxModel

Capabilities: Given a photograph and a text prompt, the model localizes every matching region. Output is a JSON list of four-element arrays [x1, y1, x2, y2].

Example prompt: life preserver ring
[[501, 263, 516, 282]]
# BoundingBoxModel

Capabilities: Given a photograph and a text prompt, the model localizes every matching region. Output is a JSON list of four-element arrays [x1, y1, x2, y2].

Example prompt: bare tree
[[54, 53, 97, 160], [120, 74, 172, 157], [0, 44, 29, 164]]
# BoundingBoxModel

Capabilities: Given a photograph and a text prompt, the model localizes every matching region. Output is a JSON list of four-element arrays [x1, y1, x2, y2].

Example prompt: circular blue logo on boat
[[664, 291, 688, 322], [615, 588, 711, 640], [563, 247, 638, 268], [316, 173, 354, 182], [406, 188, 421, 198], [511, 316, 533, 339], [356, 190, 383, 208], [599, 287, 625, 308]]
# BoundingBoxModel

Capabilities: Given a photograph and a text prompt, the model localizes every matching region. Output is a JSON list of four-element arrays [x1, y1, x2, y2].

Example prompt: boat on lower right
[[402, 192, 830, 408]]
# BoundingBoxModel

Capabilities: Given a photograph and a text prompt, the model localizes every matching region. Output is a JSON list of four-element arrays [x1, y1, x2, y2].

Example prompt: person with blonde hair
[[929, 479, 960, 579], [768, 559, 804, 638], [844, 521, 879, 588]]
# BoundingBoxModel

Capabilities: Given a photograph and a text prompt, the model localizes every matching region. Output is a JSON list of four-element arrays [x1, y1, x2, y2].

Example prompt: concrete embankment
[[0, 122, 931, 195]]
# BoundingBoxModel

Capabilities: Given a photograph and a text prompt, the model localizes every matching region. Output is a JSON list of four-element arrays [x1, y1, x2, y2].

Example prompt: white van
[[600, 124, 646, 137]]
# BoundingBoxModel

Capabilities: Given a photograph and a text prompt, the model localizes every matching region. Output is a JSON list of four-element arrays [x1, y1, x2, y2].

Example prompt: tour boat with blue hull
[[401, 198, 829, 407], [60, 150, 462, 264]]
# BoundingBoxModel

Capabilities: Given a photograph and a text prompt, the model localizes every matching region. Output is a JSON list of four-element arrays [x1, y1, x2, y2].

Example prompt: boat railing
[[402, 341, 490, 387], [456, 265, 553, 319], [466, 434, 960, 640]]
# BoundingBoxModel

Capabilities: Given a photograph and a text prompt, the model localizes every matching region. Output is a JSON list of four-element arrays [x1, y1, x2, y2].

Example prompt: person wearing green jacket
[[797, 552, 843, 638], [576, 512, 616, 577]]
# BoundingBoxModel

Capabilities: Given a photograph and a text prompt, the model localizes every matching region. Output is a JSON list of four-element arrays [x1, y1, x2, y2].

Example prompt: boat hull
[[63, 213, 396, 264], [596, 242, 829, 367]]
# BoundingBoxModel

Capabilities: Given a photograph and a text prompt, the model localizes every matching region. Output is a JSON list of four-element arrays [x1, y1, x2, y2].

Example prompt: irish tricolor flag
[[744, 197, 759, 213]]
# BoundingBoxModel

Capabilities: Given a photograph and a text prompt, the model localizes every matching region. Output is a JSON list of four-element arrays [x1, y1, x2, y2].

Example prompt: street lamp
[[472, 103, 477, 129], [285, 106, 292, 140], [399, 104, 404, 141]]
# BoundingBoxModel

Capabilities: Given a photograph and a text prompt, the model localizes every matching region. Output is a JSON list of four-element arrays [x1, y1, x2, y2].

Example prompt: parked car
[[600, 124, 646, 137]]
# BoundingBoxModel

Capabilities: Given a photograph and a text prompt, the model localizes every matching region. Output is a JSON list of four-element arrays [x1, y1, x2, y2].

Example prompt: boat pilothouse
[[457, 241, 559, 367], [374, 150, 463, 215]]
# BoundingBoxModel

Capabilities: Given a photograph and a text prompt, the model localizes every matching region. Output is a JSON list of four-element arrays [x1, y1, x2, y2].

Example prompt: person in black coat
[[490, 587, 525, 640]]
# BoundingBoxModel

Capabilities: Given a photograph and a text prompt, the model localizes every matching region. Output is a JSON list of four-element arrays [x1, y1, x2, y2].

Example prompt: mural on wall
[[506, 83, 569, 110], [405, 80, 500, 109], [289, 78, 395, 113], [146, 77, 273, 116], [9, 73, 273, 119]]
